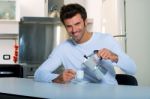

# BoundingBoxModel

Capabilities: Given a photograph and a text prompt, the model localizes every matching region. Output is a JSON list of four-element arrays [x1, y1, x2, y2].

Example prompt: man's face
[[63, 14, 87, 43]]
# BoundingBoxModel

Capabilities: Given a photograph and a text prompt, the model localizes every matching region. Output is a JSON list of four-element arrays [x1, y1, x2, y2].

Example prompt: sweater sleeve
[[34, 47, 62, 82], [107, 35, 136, 75]]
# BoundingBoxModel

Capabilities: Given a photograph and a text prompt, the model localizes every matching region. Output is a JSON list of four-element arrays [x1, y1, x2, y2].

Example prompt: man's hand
[[52, 69, 76, 84], [97, 48, 118, 63]]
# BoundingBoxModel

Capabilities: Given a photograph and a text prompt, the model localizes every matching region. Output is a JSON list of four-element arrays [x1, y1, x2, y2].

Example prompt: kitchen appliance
[[19, 17, 67, 78], [0, 64, 23, 77]]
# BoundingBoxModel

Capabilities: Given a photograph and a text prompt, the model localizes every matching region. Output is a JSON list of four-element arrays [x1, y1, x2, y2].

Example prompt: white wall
[[0, 39, 17, 64], [126, 0, 150, 86], [101, 0, 125, 35], [86, 0, 102, 32], [100, 0, 150, 86], [64, 0, 86, 8]]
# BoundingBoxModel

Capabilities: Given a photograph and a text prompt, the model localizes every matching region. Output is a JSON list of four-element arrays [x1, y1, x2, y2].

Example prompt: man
[[34, 3, 136, 85]]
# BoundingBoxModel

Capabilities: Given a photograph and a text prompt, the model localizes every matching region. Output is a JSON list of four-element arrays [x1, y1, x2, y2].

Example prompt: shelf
[[0, 34, 18, 40], [20, 17, 61, 24], [0, 19, 20, 24], [0, 21, 19, 34]]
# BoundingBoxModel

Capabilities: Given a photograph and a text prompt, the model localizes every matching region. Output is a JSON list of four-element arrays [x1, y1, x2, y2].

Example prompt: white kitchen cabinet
[[0, 0, 48, 34], [0, 0, 20, 21], [0, 0, 19, 34], [20, 0, 47, 17]]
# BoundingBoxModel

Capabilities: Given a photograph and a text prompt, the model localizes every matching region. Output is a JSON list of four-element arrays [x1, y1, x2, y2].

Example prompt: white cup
[[76, 70, 84, 81]]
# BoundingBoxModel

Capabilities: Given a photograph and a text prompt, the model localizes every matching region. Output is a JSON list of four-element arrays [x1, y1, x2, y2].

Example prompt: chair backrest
[[115, 74, 138, 86]]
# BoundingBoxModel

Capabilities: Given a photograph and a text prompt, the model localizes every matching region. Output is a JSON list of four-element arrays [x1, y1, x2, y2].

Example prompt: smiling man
[[34, 3, 136, 85], [63, 13, 89, 44]]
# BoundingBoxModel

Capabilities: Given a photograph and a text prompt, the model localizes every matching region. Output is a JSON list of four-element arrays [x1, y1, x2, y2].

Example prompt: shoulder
[[59, 39, 75, 48], [53, 39, 74, 52], [93, 32, 114, 40], [49, 39, 73, 57]]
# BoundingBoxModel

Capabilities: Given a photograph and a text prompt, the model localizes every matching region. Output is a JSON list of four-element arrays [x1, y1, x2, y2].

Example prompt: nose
[[72, 26, 77, 33]]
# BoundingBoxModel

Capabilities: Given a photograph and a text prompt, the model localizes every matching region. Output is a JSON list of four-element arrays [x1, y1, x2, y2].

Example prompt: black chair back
[[116, 74, 138, 86]]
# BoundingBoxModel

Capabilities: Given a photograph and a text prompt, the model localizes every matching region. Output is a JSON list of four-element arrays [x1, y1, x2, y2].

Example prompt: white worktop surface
[[0, 77, 150, 99]]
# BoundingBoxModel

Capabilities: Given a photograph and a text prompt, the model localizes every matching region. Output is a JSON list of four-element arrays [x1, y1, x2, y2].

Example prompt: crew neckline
[[77, 32, 95, 46]]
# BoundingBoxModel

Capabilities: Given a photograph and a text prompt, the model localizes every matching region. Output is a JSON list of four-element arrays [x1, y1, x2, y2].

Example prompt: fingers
[[97, 48, 118, 62], [99, 48, 111, 59], [64, 69, 76, 78], [61, 69, 76, 83], [66, 69, 76, 75], [52, 69, 76, 84], [97, 48, 108, 59]]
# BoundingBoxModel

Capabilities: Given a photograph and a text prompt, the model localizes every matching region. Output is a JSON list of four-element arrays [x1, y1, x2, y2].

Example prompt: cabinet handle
[[0, 71, 13, 75]]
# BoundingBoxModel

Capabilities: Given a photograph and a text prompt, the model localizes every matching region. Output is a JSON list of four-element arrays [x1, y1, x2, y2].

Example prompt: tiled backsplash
[[0, 39, 18, 64]]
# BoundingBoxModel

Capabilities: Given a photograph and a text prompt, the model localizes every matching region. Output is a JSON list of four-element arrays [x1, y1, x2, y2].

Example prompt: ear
[[84, 19, 88, 27]]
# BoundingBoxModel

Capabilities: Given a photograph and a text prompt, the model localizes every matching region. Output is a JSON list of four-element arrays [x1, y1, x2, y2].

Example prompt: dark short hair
[[60, 3, 87, 24]]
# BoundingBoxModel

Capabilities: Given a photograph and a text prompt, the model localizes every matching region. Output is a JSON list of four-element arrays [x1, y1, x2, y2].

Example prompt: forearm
[[34, 69, 59, 82], [116, 54, 136, 75]]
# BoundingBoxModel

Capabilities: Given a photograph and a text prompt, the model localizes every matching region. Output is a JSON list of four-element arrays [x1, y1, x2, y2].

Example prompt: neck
[[77, 31, 92, 44]]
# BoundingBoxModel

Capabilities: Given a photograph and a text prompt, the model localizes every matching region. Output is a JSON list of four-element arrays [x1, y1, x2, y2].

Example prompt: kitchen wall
[[125, 0, 150, 86], [101, 0, 150, 86], [91, 0, 150, 86]]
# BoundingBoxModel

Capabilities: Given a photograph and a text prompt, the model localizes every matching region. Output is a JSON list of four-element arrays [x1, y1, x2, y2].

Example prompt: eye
[[66, 25, 72, 28], [75, 22, 80, 26]]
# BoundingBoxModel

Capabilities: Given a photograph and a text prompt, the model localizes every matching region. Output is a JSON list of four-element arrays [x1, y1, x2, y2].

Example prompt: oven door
[[0, 64, 23, 77]]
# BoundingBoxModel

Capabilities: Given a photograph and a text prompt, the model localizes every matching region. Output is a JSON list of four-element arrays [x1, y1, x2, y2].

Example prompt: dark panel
[[0, 93, 46, 99], [0, 64, 23, 77]]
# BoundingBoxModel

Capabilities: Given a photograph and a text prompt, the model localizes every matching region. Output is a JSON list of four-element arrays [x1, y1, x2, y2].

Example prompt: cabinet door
[[20, 0, 47, 17], [0, 0, 19, 21]]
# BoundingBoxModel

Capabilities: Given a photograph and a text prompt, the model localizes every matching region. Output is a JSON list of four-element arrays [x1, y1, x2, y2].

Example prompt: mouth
[[72, 32, 79, 37]]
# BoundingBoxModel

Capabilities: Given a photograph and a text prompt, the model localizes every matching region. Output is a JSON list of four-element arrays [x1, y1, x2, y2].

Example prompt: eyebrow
[[74, 21, 81, 25], [66, 21, 81, 27]]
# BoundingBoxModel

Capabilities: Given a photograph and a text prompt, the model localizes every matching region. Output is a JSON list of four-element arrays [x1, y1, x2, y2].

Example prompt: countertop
[[0, 77, 150, 99]]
